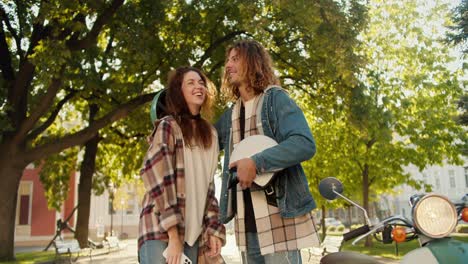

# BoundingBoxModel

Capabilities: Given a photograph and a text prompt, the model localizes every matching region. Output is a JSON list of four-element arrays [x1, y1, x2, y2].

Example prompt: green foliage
[[342, 235, 468, 259], [38, 147, 79, 210], [336, 225, 346, 232], [0, 250, 55, 264], [446, 0, 467, 54], [304, 0, 465, 215], [351, 224, 365, 230], [0, 0, 369, 209]]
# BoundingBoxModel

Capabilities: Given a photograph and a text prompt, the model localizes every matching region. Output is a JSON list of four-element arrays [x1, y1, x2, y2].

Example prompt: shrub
[[327, 226, 336, 232], [350, 224, 364, 230], [336, 225, 345, 232], [456, 224, 468, 233]]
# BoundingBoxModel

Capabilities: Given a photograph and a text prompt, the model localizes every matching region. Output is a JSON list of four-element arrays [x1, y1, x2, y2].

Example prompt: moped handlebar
[[351, 215, 413, 245], [343, 225, 370, 241]]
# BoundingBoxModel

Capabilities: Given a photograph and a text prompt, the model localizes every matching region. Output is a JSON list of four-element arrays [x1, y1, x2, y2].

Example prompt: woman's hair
[[222, 39, 280, 100], [165, 66, 215, 148]]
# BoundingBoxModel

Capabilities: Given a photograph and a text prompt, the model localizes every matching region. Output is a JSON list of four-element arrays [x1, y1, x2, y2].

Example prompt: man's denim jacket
[[214, 86, 317, 223]]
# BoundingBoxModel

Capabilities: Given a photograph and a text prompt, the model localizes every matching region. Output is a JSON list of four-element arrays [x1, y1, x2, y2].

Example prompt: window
[[435, 178, 440, 189], [126, 200, 135, 215], [449, 169, 455, 188], [19, 195, 30, 225], [17, 182, 32, 226], [126, 187, 136, 214]]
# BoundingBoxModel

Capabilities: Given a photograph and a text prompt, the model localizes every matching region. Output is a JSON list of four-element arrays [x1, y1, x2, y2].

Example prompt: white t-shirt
[[183, 130, 219, 246], [244, 98, 256, 121]]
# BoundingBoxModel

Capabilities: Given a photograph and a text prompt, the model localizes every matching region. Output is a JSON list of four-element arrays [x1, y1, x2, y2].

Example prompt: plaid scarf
[[230, 93, 320, 255]]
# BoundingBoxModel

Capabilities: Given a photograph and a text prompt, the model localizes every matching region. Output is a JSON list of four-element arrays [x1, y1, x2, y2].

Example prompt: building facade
[[15, 164, 77, 246], [315, 158, 468, 226]]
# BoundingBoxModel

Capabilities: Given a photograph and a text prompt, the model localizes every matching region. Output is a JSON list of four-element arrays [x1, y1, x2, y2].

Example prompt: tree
[[0, 0, 160, 260], [447, 0, 468, 54], [446, 0, 467, 154], [24, 0, 247, 250], [304, 0, 466, 247], [0, 0, 368, 260]]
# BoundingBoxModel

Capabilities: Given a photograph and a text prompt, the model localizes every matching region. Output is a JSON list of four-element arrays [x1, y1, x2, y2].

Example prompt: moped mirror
[[319, 177, 344, 200]]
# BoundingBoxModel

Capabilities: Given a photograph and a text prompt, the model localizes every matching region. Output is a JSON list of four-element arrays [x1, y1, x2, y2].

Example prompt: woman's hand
[[165, 237, 183, 264], [206, 236, 222, 257], [165, 227, 183, 264]]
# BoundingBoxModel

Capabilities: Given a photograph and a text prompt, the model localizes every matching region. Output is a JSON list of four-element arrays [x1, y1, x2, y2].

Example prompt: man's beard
[[228, 77, 241, 87]]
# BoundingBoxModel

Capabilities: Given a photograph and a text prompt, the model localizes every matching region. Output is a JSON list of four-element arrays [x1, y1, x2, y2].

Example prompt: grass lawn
[[0, 251, 55, 264], [341, 234, 468, 260]]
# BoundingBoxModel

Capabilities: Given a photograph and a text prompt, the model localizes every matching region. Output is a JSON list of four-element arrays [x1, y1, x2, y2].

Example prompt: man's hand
[[229, 158, 256, 189], [206, 236, 222, 257]]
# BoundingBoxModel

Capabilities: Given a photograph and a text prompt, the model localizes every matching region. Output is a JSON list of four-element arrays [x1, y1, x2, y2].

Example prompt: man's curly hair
[[222, 39, 280, 101]]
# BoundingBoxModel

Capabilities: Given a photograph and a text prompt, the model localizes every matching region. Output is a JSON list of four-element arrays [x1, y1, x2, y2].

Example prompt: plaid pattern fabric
[[231, 94, 320, 256], [138, 116, 226, 263]]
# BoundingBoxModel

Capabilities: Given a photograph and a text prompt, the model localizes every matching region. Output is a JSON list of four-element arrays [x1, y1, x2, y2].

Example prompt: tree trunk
[[75, 134, 99, 248], [110, 193, 114, 236], [362, 164, 373, 247], [75, 104, 100, 248], [321, 205, 326, 241], [0, 145, 27, 261], [347, 205, 352, 227]]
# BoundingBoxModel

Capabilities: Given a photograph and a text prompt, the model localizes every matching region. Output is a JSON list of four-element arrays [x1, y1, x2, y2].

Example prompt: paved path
[[75, 235, 242, 264], [72, 234, 398, 264]]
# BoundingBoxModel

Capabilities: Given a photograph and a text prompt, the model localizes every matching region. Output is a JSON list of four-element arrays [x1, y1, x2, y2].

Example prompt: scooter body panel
[[426, 237, 468, 264], [401, 247, 438, 264], [401, 238, 468, 264]]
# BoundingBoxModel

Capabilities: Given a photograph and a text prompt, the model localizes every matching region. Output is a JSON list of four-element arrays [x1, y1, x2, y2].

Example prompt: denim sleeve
[[251, 90, 316, 173], [214, 109, 229, 152]]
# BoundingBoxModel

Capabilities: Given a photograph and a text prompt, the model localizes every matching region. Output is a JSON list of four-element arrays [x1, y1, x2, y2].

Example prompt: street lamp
[[120, 198, 125, 238], [109, 182, 116, 237]]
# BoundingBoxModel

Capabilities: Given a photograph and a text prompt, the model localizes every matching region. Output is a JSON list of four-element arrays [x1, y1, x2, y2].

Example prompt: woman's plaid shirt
[[138, 116, 225, 261]]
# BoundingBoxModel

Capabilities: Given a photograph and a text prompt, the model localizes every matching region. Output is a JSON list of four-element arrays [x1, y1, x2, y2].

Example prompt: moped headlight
[[413, 194, 457, 238]]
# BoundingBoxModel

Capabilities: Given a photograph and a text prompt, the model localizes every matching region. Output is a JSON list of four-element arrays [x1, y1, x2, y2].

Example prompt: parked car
[[324, 217, 343, 227]]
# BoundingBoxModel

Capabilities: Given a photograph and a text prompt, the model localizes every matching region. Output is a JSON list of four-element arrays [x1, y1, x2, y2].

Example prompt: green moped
[[318, 177, 468, 264]]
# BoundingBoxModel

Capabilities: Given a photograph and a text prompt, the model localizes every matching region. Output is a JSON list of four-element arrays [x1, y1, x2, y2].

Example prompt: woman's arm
[[141, 119, 184, 232], [203, 181, 226, 246]]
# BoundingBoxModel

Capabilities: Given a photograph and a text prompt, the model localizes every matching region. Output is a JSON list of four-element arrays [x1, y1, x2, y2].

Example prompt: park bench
[[302, 235, 344, 263], [53, 239, 92, 263], [104, 236, 127, 253]]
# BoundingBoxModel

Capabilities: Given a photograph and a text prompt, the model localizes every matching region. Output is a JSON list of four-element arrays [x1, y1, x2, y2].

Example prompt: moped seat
[[320, 251, 382, 264]]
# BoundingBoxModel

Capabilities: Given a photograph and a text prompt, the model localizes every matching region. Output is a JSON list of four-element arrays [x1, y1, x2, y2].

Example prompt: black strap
[[239, 103, 257, 232], [240, 103, 245, 140]]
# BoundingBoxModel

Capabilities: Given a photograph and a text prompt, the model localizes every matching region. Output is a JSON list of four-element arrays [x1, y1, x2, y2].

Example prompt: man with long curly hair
[[215, 40, 320, 263]]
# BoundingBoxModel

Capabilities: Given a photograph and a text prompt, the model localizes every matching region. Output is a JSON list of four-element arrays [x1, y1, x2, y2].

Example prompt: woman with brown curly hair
[[139, 67, 225, 264]]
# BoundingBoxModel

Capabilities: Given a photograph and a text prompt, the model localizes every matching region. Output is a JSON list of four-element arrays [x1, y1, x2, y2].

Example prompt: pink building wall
[[22, 167, 56, 236], [16, 167, 77, 243]]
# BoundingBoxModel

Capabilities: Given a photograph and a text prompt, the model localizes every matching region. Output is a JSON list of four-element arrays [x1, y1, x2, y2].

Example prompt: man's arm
[[251, 90, 316, 173], [214, 109, 230, 152]]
